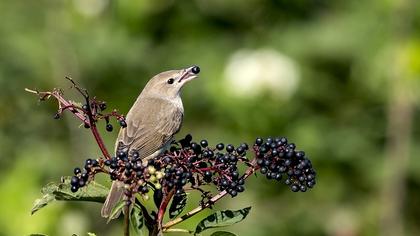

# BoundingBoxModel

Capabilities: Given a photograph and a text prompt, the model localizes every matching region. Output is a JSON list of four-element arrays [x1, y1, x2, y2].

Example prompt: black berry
[[106, 124, 113, 132]]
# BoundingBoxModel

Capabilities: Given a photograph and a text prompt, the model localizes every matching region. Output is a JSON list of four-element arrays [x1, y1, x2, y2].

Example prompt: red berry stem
[[157, 188, 175, 232]]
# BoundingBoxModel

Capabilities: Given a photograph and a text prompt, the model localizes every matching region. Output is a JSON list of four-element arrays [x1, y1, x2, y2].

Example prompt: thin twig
[[26, 82, 112, 160], [164, 228, 193, 233]]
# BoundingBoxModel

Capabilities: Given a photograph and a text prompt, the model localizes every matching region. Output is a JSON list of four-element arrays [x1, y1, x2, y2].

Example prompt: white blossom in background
[[74, 0, 109, 17], [224, 48, 300, 99]]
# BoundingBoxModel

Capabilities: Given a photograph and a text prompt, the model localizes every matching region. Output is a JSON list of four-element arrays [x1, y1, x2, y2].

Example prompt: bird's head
[[141, 66, 200, 99]]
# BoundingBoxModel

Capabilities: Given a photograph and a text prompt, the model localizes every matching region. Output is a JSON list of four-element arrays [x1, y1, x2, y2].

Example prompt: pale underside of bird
[[101, 65, 200, 218]]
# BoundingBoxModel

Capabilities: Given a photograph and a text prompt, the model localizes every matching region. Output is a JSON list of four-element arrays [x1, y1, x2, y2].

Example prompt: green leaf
[[210, 231, 237, 236], [107, 200, 125, 223], [169, 191, 187, 219], [87, 233, 97, 236], [31, 176, 109, 215], [194, 207, 251, 235], [29, 234, 48, 236], [130, 204, 144, 234]]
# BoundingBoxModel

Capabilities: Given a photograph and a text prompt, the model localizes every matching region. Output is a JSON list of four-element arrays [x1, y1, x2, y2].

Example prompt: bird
[[101, 65, 200, 218]]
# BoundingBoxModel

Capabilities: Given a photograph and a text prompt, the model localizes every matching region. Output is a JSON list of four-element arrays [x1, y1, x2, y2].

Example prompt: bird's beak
[[178, 65, 200, 83]]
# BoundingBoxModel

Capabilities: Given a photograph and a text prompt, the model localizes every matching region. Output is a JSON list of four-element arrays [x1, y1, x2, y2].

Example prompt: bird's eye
[[167, 78, 174, 84]]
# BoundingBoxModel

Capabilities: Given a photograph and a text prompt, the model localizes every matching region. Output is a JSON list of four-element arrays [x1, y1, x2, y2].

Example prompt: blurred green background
[[1, 0, 420, 235]]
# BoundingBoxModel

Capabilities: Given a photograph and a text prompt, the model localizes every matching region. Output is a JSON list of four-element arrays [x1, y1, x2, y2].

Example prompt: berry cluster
[[158, 135, 250, 197], [70, 158, 100, 192], [254, 137, 316, 192], [69, 134, 316, 202]]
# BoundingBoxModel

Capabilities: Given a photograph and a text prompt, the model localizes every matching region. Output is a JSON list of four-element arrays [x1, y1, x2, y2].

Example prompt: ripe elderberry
[[106, 124, 113, 132], [253, 137, 316, 192]]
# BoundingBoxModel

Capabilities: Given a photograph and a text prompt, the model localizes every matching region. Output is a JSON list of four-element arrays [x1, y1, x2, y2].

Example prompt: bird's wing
[[115, 97, 183, 159]]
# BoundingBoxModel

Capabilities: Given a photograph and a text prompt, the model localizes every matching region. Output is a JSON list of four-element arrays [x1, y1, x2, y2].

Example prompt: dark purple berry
[[255, 138, 263, 146], [140, 186, 149, 193], [71, 185, 78, 193], [74, 167, 81, 175], [110, 162, 118, 169], [184, 134, 193, 142], [191, 66, 200, 74], [260, 146, 267, 153], [81, 172, 89, 181], [236, 147, 244, 155], [291, 185, 299, 192], [240, 143, 249, 150], [85, 159, 92, 166], [260, 167, 268, 174], [280, 137, 287, 144], [200, 140, 208, 148], [226, 144, 234, 153], [99, 102, 107, 111], [232, 171, 239, 180], [119, 119, 127, 128], [191, 142, 201, 153], [216, 143, 224, 150], [106, 124, 113, 132], [91, 159, 99, 166], [237, 185, 245, 192], [220, 179, 228, 187], [71, 176, 79, 186], [125, 162, 132, 169], [296, 151, 305, 159], [117, 151, 127, 158]]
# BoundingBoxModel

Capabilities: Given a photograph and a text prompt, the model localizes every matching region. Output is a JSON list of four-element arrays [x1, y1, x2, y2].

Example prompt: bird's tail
[[101, 181, 124, 219]]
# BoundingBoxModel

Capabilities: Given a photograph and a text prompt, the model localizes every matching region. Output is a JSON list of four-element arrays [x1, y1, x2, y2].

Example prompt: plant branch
[[163, 159, 258, 230], [124, 204, 130, 236], [25, 85, 112, 159], [157, 189, 175, 232]]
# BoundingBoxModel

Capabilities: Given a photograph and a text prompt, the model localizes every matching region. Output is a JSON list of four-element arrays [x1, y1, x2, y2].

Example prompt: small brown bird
[[101, 65, 200, 218]]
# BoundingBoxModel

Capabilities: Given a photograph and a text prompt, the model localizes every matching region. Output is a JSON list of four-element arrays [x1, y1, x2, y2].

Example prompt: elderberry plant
[[27, 78, 316, 236]]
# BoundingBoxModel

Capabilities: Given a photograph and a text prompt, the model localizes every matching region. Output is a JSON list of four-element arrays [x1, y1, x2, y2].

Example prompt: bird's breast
[[170, 95, 184, 113]]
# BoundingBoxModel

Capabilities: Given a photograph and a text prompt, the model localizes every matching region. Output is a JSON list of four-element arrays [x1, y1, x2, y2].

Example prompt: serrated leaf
[[169, 191, 187, 219], [31, 176, 109, 215], [194, 207, 251, 235], [210, 231, 237, 236], [130, 204, 144, 234], [107, 200, 125, 223]]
